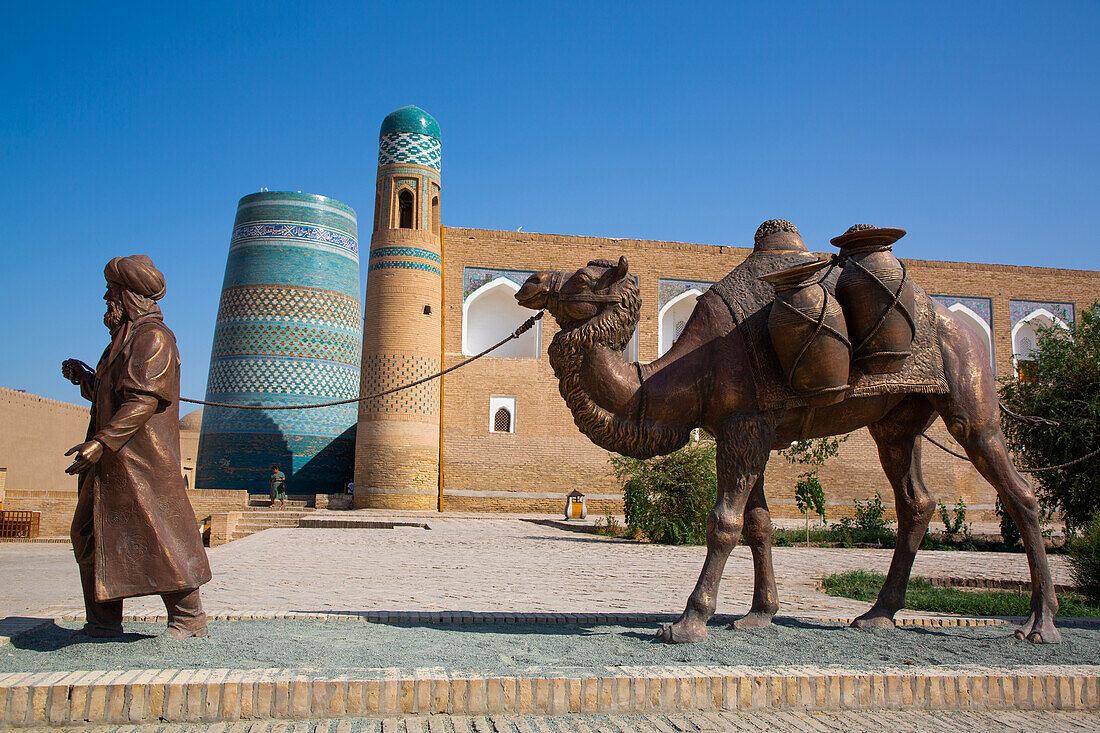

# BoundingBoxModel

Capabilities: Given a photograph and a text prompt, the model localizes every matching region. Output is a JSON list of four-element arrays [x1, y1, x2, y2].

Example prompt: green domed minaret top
[[379, 106, 440, 141]]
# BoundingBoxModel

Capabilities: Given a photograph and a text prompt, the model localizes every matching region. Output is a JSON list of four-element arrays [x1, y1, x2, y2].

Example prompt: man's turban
[[104, 255, 166, 301]]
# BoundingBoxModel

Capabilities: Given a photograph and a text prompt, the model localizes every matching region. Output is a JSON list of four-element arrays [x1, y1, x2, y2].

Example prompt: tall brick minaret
[[354, 106, 443, 509]]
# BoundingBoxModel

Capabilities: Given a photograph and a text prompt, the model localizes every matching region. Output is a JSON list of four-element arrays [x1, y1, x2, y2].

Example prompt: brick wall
[[438, 228, 1100, 519]]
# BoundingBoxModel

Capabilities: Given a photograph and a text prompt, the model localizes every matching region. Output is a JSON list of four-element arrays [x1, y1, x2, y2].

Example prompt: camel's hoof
[[851, 614, 896, 631], [730, 611, 775, 630], [655, 621, 708, 644], [1015, 623, 1061, 644]]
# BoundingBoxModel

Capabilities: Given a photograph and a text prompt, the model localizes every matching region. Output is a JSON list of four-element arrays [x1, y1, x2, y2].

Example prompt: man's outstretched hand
[[65, 440, 104, 474], [62, 359, 94, 385]]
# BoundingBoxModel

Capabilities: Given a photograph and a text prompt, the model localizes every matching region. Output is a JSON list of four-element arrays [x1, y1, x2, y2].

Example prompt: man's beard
[[104, 300, 125, 332]]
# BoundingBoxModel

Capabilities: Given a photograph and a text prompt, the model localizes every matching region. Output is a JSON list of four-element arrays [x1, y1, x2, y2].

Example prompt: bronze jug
[[760, 259, 851, 406], [832, 225, 917, 374]]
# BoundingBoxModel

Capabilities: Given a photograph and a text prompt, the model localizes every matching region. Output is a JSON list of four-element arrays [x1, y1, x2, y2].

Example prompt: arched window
[[374, 191, 381, 232], [398, 189, 414, 229], [431, 195, 440, 235], [1012, 308, 1069, 379], [657, 289, 703, 357], [462, 277, 541, 357], [489, 395, 516, 433], [948, 303, 994, 372]]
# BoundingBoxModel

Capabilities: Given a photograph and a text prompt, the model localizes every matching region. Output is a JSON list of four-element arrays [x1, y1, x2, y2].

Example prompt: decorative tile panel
[[1010, 300, 1075, 327], [360, 354, 440, 416], [231, 222, 359, 258], [932, 296, 993, 328], [367, 260, 442, 276], [215, 285, 361, 329], [378, 132, 442, 171], [659, 278, 713, 310], [370, 246, 442, 263], [205, 358, 360, 399], [464, 267, 535, 299]]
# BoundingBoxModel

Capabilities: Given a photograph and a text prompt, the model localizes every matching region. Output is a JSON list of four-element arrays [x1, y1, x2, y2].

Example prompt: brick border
[[1, 664, 1098, 726]]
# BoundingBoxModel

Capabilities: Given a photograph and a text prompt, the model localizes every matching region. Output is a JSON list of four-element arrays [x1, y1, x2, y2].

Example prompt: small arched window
[[431, 195, 440, 234], [489, 395, 516, 433], [374, 191, 382, 232], [398, 189, 414, 229]]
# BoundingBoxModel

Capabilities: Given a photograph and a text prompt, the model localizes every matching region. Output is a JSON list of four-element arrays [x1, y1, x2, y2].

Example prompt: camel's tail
[[999, 403, 1060, 429]]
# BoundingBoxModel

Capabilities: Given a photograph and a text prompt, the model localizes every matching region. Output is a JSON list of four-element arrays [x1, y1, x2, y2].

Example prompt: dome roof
[[179, 408, 204, 432], [379, 106, 440, 141]]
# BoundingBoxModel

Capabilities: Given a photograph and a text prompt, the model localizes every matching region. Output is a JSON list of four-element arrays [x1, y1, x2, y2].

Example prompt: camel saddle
[[709, 249, 948, 413]]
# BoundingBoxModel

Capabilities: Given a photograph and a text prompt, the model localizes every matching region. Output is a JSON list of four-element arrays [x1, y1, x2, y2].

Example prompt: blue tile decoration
[[231, 223, 358, 258], [659, 278, 713, 310], [371, 246, 442, 263], [463, 267, 535, 299], [360, 354, 440, 416], [197, 191, 362, 492], [1010, 299, 1075, 327], [932, 296, 993, 328], [379, 105, 441, 140], [367, 260, 442, 276], [379, 132, 442, 172]]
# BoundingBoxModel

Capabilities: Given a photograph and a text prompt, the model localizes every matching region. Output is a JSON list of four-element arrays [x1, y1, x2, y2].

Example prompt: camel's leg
[[731, 476, 779, 629], [657, 415, 774, 644], [934, 399, 1061, 643], [852, 397, 937, 630]]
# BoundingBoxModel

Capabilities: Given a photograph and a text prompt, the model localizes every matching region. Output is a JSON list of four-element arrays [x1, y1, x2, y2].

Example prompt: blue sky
[[2, 1, 1098, 404]]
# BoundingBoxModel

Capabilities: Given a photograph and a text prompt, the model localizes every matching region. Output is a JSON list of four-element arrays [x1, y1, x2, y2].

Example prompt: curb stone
[[1, 664, 1098, 726]]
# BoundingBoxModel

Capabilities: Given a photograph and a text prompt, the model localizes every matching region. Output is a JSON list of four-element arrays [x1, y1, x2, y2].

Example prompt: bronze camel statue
[[515, 220, 1061, 644]]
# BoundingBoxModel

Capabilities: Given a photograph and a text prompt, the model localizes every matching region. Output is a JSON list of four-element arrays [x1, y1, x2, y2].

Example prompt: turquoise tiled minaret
[[196, 191, 362, 492]]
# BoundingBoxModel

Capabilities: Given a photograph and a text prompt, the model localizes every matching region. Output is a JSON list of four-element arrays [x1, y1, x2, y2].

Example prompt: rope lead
[[180, 312, 544, 411]]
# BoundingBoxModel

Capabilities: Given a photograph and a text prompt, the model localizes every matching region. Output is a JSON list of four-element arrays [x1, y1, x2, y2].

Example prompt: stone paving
[[0, 515, 1070, 622], [12, 710, 1100, 732]]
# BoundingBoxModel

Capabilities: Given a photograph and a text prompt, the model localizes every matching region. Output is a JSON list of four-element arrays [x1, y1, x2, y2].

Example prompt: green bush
[[610, 438, 717, 545], [854, 490, 887, 534], [1069, 512, 1100, 604], [1000, 303, 1100, 531], [939, 498, 969, 538]]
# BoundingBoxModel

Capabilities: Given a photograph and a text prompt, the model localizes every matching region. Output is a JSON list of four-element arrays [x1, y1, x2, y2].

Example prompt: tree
[[610, 436, 718, 545], [778, 436, 847, 545], [1000, 304, 1100, 532]]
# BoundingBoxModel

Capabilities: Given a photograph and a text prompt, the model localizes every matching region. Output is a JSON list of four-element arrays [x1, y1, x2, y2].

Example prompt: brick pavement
[[2, 516, 1069, 621], [10, 710, 1100, 732]]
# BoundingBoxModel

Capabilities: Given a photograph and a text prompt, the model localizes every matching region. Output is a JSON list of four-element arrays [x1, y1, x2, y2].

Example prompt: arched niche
[[462, 277, 542, 357], [657, 289, 702, 358], [1011, 308, 1069, 374], [948, 302, 994, 371]]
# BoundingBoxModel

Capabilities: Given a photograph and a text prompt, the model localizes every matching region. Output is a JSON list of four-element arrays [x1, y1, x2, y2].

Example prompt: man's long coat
[[72, 314, 212, 601]]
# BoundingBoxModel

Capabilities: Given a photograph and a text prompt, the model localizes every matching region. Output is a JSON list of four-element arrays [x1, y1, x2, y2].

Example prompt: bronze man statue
[[62, 255, 212, 639]]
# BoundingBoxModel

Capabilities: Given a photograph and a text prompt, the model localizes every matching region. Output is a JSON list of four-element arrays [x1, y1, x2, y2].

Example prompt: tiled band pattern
[[378, 132, 442, 172], [198, 192, 362, 493]]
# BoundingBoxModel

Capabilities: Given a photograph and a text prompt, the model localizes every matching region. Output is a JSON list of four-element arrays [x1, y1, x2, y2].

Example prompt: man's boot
[[162, 588, 209, 639]]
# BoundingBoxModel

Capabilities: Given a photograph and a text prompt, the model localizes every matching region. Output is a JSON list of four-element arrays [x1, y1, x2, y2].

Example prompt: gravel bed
[[3, 618, 1099, 674]]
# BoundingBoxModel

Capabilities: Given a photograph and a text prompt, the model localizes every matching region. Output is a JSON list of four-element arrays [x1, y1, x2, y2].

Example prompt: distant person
[[345, 479, 354, 495], [269, 464, 287, 507], [61, 254, 211, 639]]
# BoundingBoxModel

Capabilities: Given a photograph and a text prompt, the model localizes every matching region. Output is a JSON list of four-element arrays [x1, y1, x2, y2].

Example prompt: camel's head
[[516, 255, 635, 327]]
